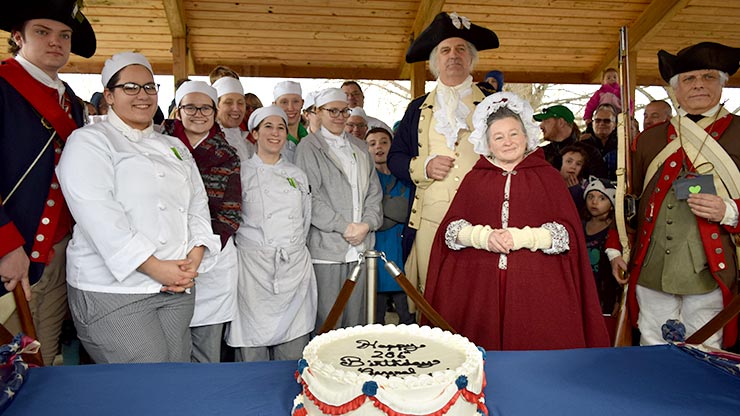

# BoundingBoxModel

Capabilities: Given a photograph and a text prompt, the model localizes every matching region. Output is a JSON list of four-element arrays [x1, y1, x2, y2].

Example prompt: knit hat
[[175, 81, 218, 106], [212, 77, 244, 98], [1, 0, 96, 58], [273, 81, 302, 101], [658, 42, 740, 83], [533, 105, 575, 124], [101, 52, 153, 87], [315, 88, 348, 108], [584, 176, 616, 207], [247, 105, 288, 131], [484, 70, 505, 92], [406, 12, 499, 63]]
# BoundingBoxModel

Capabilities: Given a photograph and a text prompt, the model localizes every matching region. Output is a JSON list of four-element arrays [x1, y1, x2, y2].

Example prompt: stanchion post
[[364, 250, 380, 324]]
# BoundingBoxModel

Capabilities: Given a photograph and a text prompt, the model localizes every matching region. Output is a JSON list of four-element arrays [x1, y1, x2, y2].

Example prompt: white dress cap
[[315, 87, 348, 108], [175, 81, 218, 106], [101, 52, 153, 87], [349, 107, 368, 121], [212, 77, 244, 98], [273, 81, 303, 101], [248, 105, 288, 131]]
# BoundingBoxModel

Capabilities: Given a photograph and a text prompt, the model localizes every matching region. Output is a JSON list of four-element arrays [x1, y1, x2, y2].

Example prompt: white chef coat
[[226, 154, 317, 347], [221, 125, 255, 162], [57, 109, 221, 294]]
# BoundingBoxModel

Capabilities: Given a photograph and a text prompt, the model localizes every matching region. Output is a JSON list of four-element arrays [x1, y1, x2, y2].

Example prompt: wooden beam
[[163, 0, 190, 82], [397, 0, 445, 80], [589, 0, 690, 82]]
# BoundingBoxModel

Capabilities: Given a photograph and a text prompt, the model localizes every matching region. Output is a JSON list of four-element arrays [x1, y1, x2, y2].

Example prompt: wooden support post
[[172, 36, 188, 84], [410, 61, 426, 100]]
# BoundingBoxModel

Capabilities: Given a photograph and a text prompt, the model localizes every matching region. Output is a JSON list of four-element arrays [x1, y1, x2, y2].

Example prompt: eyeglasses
[[179, 104, 215, 117], [320, 107, 351, 118], [110, 82, 159, 96], [593, 118, 614, 124], [346, 122, 367, 129]]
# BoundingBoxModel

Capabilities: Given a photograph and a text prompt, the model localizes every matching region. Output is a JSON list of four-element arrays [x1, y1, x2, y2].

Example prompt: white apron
[[190, 237, 238, 327]]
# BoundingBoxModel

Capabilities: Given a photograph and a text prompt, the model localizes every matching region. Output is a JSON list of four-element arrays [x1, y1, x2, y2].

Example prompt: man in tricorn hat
[[627, 42, 740, 349], [387, 12, 498, 297], [0, 0, 96, 364]]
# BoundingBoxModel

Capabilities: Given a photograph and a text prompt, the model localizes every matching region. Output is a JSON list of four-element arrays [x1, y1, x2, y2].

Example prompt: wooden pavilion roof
[[4, 0, 740, 86]]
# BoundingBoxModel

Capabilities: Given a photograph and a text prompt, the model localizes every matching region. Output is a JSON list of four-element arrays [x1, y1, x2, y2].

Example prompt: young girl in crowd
[[582, 177, 621, 315], [583, 68, 622, 124], [560, 145, 589, 213], [365, 128, 414, 325]]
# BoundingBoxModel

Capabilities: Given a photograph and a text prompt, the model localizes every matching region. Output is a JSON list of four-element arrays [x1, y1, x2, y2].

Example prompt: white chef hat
[[247, 105, 288, 131], [175, 81, 218, 106], [212, 77, 244, 98], [315, 88, 348, 108], [349, 107, 368, 121], [273, 81, 302, 101], [303, 90, 318, 111], [101, 52, 153, 87]]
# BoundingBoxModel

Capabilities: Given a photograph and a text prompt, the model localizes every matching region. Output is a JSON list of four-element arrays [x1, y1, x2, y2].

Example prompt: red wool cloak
[[424, 149, 610, 350]]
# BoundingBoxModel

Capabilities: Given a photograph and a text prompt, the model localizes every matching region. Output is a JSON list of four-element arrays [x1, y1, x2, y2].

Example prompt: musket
[[613, 26, 634, 347]]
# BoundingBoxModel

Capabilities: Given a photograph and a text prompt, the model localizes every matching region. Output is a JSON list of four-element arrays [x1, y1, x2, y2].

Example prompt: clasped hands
[[344, 223, 370, 246], [486, 229, 514, 254], [138, 246, 205, 293]]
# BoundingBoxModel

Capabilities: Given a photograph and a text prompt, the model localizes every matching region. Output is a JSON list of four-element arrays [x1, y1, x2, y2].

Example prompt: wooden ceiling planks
[[2, 0, 740, 86]]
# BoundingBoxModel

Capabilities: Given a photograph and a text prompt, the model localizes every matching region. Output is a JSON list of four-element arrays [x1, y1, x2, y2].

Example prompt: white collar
[[15, 55, 66, 105], [677, 103, 722, 118], [107, 108, 154, 142], [321, 126, 348, 148]]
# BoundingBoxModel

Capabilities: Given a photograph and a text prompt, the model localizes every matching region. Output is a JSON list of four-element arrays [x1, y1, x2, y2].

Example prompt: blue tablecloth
[[5, 344, 740, 415]]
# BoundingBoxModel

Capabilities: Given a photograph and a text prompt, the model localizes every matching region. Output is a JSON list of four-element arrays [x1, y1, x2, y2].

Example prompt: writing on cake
[[337, 339, 441, 377]]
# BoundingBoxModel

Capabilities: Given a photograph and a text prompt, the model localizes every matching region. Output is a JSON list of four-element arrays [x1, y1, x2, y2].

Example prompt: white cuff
[[605, 248, 622, 262], [721, 198, 739, 227], [423, 154, 439, 180]]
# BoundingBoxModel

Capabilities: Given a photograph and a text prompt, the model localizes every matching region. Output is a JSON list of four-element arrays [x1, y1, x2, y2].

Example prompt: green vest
[[638, 188, 718, 294]]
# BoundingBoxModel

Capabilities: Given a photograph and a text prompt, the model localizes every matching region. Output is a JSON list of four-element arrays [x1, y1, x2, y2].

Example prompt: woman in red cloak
[[424, 92, 609, 350]]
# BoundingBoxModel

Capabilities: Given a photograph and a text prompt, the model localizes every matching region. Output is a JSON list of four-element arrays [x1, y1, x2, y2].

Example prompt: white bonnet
[[247, 105, 288, 131], [315, 88, 348, 108], [101, 52, 153, 87], [212, 77, 244, 98], [468, 92, 541, 155], [175, 81, 218, 106], [273, 81, 302, 101]]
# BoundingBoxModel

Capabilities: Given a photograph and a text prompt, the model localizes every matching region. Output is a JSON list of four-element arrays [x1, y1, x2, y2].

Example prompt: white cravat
[[434, 75, 474, 149]]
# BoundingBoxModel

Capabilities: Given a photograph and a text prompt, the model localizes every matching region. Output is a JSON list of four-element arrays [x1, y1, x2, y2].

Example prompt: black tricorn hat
[[405, 12, 498, 63], [658, 42, 740, 83], [0, 0, 96, 58]]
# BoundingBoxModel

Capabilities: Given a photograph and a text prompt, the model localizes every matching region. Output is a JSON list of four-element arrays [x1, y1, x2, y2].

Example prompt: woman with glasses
[[161, 81, 242, 362], [57, 53, 220, 363], [294, 88, 382, 331], [226, 106, 316, 361]]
